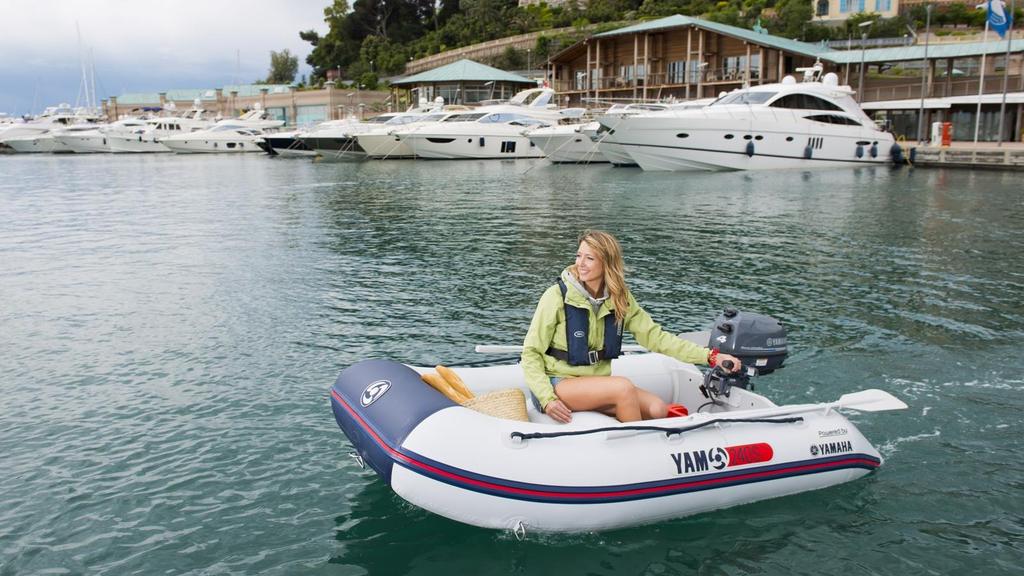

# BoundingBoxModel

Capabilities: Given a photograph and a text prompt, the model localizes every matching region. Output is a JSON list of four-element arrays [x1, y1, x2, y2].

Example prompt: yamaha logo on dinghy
[[670, 443, 774, 475], [360, 380, 392, 407], [810, 440, 853, 456]]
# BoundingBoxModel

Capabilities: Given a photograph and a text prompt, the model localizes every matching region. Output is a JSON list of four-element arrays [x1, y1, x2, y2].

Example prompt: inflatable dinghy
[[329, 311, 907, 534]]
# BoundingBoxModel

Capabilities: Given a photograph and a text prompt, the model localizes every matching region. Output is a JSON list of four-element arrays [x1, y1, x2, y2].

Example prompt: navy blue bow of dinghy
[[330, 359, 455, 484]]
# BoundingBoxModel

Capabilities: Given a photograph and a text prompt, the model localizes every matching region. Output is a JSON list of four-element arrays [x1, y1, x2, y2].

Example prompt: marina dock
[[912, 142, 1024, 170]]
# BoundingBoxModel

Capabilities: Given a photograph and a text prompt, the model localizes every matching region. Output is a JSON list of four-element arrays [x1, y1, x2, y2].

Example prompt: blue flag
[[987, 0, 1012, 38]]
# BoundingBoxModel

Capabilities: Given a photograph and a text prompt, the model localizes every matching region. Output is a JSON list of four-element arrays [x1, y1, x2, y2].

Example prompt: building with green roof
[[390, 59, 537, 107]]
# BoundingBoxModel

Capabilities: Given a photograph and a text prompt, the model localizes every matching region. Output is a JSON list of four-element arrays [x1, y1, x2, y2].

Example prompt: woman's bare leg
[[636, 388, 669, 420], [554, 376, 642, 422]]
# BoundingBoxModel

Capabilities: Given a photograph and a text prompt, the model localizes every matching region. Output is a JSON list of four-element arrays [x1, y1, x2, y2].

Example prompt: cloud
[[0, 0, 330, 113]]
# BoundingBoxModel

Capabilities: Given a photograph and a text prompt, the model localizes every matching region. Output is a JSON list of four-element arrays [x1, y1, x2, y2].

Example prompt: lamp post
[[917, 4, 932, 144], [857, 20, 874, 103], [527, 48, 532, 72]]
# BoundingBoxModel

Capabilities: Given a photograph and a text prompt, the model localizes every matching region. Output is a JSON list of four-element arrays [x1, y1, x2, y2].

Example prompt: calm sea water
[[1, 154, 1022, 575]]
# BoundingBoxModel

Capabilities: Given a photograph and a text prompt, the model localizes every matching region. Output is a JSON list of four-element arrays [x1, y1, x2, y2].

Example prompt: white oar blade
[[835, 389, 908, 412]]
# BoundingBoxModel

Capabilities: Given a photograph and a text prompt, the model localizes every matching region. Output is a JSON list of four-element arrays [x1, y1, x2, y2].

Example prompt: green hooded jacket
[[521, 268, 712, 409]]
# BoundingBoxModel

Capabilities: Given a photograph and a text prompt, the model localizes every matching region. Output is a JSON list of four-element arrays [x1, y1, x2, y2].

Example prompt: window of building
[[295, 105, 326, 125], [877, 0, 891, 10], [817, 0, 830, 16], [840, 0, 848, 12], [857, 0, 865, 10], [668, 61, 687, 84], [575, 71, 587, 91]]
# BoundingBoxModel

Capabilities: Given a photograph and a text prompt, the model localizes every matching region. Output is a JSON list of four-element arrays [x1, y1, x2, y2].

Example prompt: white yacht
[[604, 69, 897, 171], [394, 88, 567, 160], [354, 110, 469, 159], [298, 114, 400, 160], [107, 106, 212, 153], [151, 105, 284, 154], [0, 105, 98, 153], [55, 118, 150, 153], [525, 121, 607, 163], [159, 123, 270, 154], [299, 102, 445, 161]]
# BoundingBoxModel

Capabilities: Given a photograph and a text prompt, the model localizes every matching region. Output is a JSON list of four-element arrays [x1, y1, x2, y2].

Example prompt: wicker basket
[[462, 388, 529, 422]]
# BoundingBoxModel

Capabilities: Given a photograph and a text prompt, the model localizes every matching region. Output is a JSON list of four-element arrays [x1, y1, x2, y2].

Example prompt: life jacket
[[545, 279, 623, 365]]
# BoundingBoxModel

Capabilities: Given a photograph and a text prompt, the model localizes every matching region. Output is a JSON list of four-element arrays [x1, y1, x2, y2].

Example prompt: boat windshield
[[385, 115, 423, 125], [442, 113, 487, 122], [417, 114, 448, 122], [711, 91, 777, 106], [367, 115, 396, 124]]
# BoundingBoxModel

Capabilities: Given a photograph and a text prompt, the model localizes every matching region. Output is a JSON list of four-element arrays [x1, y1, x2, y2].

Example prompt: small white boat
[[330, 310, 906, 534], [525, 121, 607, 163]]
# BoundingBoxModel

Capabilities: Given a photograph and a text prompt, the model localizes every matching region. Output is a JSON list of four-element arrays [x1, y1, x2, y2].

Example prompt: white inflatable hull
[[330, 354, 888, 533]]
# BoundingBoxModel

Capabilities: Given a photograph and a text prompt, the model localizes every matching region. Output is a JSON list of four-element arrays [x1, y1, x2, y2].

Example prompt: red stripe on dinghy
[[331, 389, 880, 503]]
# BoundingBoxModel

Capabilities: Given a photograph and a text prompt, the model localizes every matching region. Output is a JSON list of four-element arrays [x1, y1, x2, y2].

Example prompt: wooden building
[[547, 15, 832, 105]]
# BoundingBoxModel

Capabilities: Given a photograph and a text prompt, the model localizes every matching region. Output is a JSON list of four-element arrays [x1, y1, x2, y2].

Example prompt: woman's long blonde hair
[[570, 229, 630, 325]]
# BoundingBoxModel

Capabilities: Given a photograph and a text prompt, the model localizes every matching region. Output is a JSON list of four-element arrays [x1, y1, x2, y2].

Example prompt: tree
[[266, 49, 299, 83]]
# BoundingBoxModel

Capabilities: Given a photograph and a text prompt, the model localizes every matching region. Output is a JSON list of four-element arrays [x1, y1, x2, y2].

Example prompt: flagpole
[[997, 0, 1015, 146], [974, 18, 989, 145]]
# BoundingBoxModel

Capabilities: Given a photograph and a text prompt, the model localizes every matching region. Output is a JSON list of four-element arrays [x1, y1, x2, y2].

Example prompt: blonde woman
[[521, 230, 741, 423]]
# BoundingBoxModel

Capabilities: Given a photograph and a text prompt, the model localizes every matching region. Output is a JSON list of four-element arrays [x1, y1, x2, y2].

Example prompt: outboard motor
[[703, 308, 788, 398]]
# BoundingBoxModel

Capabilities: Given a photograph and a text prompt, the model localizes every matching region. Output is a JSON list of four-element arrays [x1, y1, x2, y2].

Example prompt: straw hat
[[463, 388, 529, 422]]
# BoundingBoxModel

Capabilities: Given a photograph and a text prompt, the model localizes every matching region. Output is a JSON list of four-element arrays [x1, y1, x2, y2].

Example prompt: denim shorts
[[530, 376, 563, 412]]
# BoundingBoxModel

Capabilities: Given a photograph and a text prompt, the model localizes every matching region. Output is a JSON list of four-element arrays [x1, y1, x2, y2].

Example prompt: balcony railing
[[556, 67, 763, 92], [860, 75, 1024, 102]]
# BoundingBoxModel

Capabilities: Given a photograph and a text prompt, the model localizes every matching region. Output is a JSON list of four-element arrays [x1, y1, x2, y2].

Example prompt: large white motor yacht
[[298, 99, 447, 160], [354, 109, 472, 159], [590, 101, 713, 166], [604, 69, 897, 171], [107, 105, 212, 153], [0, 105, 98, 153], [55, 118, 150, 153], [158, 105, 284, 154], [394, 88, 567, 160], [159, 123, 270, 154]]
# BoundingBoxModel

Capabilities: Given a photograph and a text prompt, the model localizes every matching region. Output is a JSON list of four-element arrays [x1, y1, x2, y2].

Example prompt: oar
[[733, 389, 908, 420], [829, 389, 909, 412], [475, 330, 711, 354]]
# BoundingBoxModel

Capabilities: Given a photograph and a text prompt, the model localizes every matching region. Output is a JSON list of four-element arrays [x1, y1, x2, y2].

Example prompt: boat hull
[[528, 125, 607, 163], [161, 136, 264, 154], [403, 133, 545, 160], [57, 132, 110, 153], [330, 356, 884, 533], [107, 134, 171, 153]]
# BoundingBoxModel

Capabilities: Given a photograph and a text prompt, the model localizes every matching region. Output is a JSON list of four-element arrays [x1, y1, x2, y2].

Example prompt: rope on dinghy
[[510, 416, 804, 441]]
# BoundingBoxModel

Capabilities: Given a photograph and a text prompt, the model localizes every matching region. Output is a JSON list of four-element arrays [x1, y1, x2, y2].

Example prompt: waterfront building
[[814, 0, 901, 23], [546, 14, 1024, 141], [389, 59, 537, 109], [101, 83, 388, 127]]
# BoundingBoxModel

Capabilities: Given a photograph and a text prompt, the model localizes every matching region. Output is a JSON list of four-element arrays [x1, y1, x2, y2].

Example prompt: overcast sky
[[0, 0, 330, 115]]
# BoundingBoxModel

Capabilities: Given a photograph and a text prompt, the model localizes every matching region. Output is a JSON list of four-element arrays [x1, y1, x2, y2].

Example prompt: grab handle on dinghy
[[510, 416, 803, 441]]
